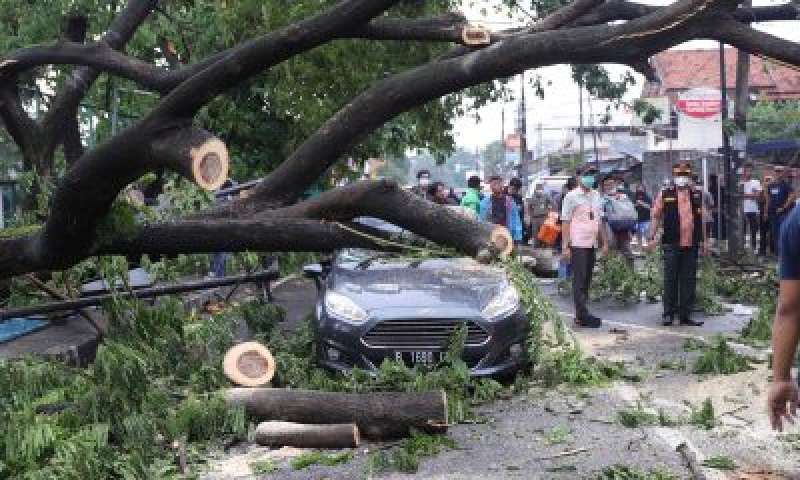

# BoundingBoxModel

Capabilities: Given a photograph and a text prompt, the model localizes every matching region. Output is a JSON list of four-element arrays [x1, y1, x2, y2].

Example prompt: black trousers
[[744, 212, 759, 251], [571, 247, 596, 321], [662, 245, 698, 319], [759, 214, 770, 255]]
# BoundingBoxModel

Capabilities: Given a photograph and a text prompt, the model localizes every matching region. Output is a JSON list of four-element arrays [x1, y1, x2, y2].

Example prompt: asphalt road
[[201, 274, 796, 480]]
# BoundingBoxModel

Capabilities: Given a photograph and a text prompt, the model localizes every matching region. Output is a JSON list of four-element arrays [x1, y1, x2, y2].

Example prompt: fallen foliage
[[688, 398, 716, 430], [594, 464, 678, 479], [702, 455, 737, 471], [365, 429, 456, 474], [692, 337, 752, 375], [290, 451, 353, 470]]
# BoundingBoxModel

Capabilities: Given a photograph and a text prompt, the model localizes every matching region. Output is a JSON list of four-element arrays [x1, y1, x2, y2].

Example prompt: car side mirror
[[303, 263, 324, 278]]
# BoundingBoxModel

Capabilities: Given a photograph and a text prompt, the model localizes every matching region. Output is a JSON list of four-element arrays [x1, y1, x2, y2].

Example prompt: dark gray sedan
[[304, 246, 529, 378]]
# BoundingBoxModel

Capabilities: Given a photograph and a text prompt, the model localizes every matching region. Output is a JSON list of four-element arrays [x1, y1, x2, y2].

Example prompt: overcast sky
[[451, 0, 800, 151]]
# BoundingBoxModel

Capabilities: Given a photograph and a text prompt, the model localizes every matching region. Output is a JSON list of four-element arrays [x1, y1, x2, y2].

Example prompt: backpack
[[605, 195, 637, 232]]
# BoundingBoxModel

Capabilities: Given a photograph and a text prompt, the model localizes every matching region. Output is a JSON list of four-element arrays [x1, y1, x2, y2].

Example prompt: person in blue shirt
[[766, 166, 794, 255], [479, 175, 523, 243], [767, 202, 800, 431]]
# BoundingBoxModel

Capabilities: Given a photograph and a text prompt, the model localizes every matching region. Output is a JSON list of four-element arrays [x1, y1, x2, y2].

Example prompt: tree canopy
[[2, 0, 800, 278]]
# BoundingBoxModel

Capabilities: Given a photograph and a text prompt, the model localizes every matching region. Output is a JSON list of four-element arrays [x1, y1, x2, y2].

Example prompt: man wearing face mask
[[411, 169, 432, 200], [561, 165, 608, 328], [649, 163, 708, 327]]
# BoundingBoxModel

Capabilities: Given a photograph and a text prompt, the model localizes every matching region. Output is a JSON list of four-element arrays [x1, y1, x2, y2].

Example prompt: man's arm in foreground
[[769, 279, 800, 431]]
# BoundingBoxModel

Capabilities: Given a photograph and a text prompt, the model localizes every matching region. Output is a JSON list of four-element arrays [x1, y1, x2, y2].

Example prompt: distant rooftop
[[642, 48, 800, 100]]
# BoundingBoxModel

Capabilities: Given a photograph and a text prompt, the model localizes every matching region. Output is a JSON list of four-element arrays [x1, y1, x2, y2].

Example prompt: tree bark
[[266, 180, 510, 259], [254, 421, 360, 448], [244, 0, 718, 206], [225, 388, 448, 439]]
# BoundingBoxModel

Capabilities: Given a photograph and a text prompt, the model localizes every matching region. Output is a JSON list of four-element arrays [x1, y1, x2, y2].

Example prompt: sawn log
[[255, 421, 360, 448], [225, 388, 447, 439]]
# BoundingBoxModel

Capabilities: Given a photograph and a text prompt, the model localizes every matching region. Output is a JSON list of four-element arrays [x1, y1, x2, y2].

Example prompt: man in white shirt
[[741, 163, 762, 253]]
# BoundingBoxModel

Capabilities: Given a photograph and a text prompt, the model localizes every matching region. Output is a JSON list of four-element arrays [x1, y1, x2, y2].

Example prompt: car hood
[[331, 257, 508, 313]]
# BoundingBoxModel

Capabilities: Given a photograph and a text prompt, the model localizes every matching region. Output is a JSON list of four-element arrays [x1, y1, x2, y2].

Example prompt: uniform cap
[[672, 162, 692, 176]]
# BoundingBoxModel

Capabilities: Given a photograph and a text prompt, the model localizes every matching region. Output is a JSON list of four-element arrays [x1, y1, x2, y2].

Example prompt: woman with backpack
[[601, 176, 637, 264]]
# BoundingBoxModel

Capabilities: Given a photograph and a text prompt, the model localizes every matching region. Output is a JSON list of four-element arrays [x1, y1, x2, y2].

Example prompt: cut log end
[[490, 226, 514, 257], [462, 25, 491, 46], [190, 138, 229, 191], [223, 341, 275, 387]]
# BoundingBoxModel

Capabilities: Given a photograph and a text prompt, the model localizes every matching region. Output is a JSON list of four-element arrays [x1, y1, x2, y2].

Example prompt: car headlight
[[324, 291, 368, 324], [481, 285, 520, 320]]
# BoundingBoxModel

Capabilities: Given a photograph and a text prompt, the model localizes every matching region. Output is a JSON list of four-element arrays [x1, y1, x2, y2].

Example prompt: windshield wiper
[[355, 253, 393, 270]]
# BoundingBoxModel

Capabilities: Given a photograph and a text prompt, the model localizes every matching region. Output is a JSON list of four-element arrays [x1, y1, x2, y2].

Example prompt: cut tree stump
[[255, 421, 360, 448], [223, 342, 275, 387], [225, 388, 448, 439], [150, 127, 229, 191]]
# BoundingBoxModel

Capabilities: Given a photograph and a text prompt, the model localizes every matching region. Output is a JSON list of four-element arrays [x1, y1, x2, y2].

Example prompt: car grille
[[362, 319, 489, 349]]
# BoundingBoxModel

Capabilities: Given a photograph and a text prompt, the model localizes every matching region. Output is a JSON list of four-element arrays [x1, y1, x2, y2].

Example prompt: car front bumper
[[314, 307, 529, 378]]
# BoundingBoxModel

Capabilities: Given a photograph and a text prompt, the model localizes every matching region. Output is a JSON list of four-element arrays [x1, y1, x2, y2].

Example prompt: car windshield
[[338, 248, 403, 265]]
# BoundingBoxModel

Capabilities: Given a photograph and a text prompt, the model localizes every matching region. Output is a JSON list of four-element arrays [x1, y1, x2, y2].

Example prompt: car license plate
[[395, 351, 441, 365]]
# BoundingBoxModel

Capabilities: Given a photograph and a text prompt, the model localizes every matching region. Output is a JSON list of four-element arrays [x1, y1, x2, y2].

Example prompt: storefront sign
[[676, 88, 721, 119]]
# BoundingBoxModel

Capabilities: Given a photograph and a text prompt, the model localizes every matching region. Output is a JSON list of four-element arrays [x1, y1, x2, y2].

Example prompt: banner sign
[[676, 88, 721, 119]]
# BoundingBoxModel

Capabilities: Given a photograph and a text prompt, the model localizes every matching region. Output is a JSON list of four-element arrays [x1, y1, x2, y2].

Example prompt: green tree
[[747, 99, 800, 142]]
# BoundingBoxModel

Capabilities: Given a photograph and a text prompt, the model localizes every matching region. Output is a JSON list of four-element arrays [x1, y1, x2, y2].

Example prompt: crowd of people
[[413, 162, 800, 327], [411, 164, 800, 433]]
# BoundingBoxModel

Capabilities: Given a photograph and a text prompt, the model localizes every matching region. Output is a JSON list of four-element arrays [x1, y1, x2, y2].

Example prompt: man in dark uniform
[[649, 163, 708, 326], [766, 165, 794, 256]]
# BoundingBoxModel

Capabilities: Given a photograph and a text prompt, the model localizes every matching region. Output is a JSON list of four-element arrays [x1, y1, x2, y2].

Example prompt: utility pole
[[537, 122, 544, 173], [501, 107, 505, 155], [578, 77, 585, 163], [729, 2, 751, 259], [588, 95, 599, 168], [719, 42, 732, 251], [518, 73, 528, 180]]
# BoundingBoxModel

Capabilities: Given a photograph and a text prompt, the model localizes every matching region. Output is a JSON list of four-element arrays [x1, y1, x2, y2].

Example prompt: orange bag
[[537, 212, 561, 246]]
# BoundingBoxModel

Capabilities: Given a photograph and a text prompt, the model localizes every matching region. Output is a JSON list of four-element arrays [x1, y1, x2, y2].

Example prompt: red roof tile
[[644, 48, 800, 100]]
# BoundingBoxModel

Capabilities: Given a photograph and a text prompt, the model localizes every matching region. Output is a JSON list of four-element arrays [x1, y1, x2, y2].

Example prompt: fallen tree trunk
[[225, 388, 448, 439], [255, 421, 360, 448]]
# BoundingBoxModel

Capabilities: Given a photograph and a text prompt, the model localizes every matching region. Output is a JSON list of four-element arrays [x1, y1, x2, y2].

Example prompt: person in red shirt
[[648, 163, 709, 326]]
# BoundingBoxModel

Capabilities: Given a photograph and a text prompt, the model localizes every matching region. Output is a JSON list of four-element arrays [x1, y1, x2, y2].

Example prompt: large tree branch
[[0, 220, 390, 277], [266, 179, 507, 258], [5, 1, 797, 99], [713, 14, 800, 67], [0, 83, 41, 163], [0, 0, 399, 280], [16, 122, 228, 273], [574, 0, 799, 26], [0, 12, 468, 95], [151, 0, 401, 119], [39, 0, 158, 158], [0, 179, 509, 278], [234, 0, 722, 209], [441, 0, 606, 60], [62, 11, 90, 167], [94, 219, 398, 257]]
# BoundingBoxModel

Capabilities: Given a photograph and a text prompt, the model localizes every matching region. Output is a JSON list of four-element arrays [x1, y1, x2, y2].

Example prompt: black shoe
[[662, 314, 674, 326], [574, 315, 602, 328], [679, 315, 704, 327], [585, 315, 603, 328]]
